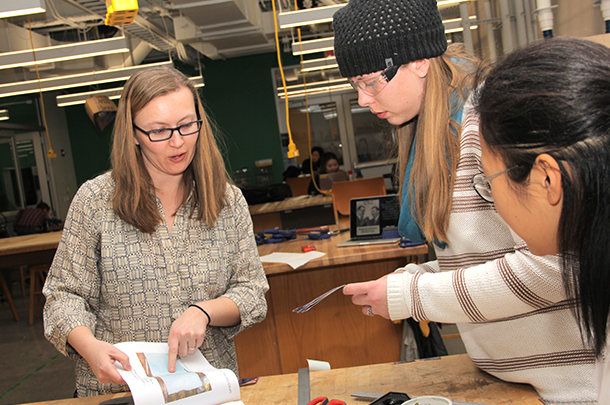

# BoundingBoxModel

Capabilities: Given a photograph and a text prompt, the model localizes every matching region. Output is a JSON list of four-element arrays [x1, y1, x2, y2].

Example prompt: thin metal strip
[[297, 367, 310, 405]]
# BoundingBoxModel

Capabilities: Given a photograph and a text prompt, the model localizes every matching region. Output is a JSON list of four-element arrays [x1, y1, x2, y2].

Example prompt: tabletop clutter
[[254, 227, 336, 244], [255, 227, 419, 248]]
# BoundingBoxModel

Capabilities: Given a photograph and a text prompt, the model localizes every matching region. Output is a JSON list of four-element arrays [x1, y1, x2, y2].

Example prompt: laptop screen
[[319, 171, 349, 190], [348, 194, 400, 239]]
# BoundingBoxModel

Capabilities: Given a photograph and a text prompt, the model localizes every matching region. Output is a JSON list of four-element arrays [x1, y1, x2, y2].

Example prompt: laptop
[[319, 171, 349, 190], [336, 194, 401, 247]]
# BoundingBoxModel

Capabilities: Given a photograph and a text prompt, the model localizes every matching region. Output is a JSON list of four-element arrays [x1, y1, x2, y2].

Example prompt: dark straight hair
[[475, 36, 610, 357], [318, 152, 339, 174]]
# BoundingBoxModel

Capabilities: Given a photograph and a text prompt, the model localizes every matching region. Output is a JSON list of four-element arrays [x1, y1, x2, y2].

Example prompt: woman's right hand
[[343, 275, 391, 319], [68, 326, 131, 385], [81, 339, 131, 384]]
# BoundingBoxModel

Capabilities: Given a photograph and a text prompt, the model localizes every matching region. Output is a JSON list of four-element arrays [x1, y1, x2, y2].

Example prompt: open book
[[114, 342, 243, 405]]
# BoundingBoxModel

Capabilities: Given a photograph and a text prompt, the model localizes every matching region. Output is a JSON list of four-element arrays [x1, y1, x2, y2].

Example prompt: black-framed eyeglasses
[[472, 166, 519, 203], [133, 119, 203, 142], [348, 64, 400, 96]]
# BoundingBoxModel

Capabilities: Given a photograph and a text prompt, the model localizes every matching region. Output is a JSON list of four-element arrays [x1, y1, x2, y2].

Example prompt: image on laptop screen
[[336, 194, 401, 247]]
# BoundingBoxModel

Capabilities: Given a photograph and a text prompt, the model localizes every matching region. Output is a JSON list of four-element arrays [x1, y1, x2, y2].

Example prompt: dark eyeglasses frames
[[134, 119, 203, 142]]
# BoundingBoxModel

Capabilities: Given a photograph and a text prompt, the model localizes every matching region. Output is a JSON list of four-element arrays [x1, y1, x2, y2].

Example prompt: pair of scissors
[[307, 397, 346, 405]]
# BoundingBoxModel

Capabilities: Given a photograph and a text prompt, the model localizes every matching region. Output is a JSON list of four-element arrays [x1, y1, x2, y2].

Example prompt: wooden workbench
[[0, 231, 62, 268], [16, 354, 541, 405], [234, 226, 429, 378], [241, 354, 540, 404], [0, 231, 62, 322]]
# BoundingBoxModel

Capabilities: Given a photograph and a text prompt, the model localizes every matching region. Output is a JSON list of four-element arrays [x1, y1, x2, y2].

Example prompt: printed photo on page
[[114, 342, 243, 405]]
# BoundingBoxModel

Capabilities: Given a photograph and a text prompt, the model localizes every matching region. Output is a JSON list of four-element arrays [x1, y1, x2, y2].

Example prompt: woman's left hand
[[167, 306, 209, 372], [343, 275, 390, 319]]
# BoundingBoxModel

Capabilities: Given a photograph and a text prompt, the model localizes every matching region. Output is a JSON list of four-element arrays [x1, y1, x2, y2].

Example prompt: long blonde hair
[[397, 44, 479, 244], [111, 66, 231, 233]]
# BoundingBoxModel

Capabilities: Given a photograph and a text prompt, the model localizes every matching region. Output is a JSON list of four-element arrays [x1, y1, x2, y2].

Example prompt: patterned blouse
[[43, 172, 269, 397]]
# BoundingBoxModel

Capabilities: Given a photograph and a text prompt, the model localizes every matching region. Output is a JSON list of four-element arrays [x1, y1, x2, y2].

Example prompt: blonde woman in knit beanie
[[335, 0, 597, 403]]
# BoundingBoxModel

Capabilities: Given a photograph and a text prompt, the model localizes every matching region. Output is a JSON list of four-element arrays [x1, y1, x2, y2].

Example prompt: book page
[[114, 342, 242, 405]]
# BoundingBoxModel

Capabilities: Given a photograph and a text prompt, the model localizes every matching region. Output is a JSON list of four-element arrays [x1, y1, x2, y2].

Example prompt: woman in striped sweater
[[332, 0, 597, 403], [476, 36, 610, 404]]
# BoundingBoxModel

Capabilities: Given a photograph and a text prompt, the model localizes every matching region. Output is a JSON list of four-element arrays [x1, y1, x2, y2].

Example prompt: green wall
[[61, 51, 300, 187], [199, 52, 286, 185], [65, 104, 114, 185]]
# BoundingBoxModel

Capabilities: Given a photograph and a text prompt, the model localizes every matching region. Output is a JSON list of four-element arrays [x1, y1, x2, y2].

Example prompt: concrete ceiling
[[0, 0, 471, 95], [0, 0, 349, 86]]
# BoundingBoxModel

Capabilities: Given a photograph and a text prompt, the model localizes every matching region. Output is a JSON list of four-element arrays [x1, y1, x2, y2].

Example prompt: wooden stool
[[29, 264, 49, 325], [0, 274, 19, 321], [19, 265, 27, 297], [9, 266, 28, 298]]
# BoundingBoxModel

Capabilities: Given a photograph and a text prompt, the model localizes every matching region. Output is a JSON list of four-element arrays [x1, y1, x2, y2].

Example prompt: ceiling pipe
[[482, 1, 497, 63], [535, 0, 554, 39], [601, 0, 610, 33]]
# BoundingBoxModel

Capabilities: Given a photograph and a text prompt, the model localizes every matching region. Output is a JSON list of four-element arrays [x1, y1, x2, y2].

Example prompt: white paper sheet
[[259, 251, 326, 269]]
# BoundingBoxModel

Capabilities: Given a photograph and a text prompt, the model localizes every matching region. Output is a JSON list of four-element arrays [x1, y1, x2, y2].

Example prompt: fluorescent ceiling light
[[0, 37, 129, 70], [279, 4, 345, 29], [444, 16, 479, 34], [301, 56, 338, 73], [277, 77, 351, 99], [437, 0, 473, 6], [445, 25, 479, 34], [0, 61, 173, 98], [443, 16, 477, 24], [292, 37, 334, 56], [55, 75, 205, 107], [56, 87, 124, 107], [278, 83, 353, 99], [0, 109, 9, 121], [277, 77, 348, 93], [0, 0, 46, 18], [443, 15, 477, 32]]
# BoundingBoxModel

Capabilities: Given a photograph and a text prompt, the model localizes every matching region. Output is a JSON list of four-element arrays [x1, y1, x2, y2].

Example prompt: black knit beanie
[[333, 0, 447, 78]]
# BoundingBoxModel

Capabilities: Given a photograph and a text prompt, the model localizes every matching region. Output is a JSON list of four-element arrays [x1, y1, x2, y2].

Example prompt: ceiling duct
[[63, 0, 186, 57], [168, 0, 275, 60]]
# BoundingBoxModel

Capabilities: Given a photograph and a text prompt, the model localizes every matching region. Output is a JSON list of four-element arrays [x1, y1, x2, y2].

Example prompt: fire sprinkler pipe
[[602, 0, 610, 33], [535, 0, 554, 39]]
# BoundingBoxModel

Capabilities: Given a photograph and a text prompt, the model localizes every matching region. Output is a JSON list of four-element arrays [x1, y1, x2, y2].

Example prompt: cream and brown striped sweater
[[387, 97, 597, 404]]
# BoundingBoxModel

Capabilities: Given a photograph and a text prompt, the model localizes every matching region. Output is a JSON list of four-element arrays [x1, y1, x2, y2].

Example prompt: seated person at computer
[[14, 202, 50, 235], [301, 146, 324, 175], [308, 152, 344, 195]]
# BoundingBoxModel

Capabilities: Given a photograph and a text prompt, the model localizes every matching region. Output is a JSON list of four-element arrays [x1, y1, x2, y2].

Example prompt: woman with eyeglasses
[[43, 66, 269, 397], [475, 36, 610, 403], [334, 0, 597, 402]]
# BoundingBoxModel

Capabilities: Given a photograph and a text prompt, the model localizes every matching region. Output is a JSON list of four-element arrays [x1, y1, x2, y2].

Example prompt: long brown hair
[[111, 66, 231, 233], [397, 44, 479, 244]]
